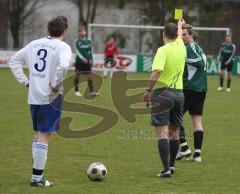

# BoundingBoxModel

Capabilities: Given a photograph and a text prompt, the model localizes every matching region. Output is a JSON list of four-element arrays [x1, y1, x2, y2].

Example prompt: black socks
[[169, 140, 179, 167], [193, 130, 203, 157], [158, 139, 170, 172], [179, 126, 190, 152]]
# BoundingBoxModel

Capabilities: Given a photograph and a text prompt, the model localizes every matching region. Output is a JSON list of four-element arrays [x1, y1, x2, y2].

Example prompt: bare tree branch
[[0, 0, 41, 48], [71, 0, 98, 27], [90, 0, 97, 23], [86, 0, 91, 24]]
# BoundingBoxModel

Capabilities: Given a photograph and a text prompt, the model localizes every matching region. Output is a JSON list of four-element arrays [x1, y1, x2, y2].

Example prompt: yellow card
[[174, 9, 183, 20]]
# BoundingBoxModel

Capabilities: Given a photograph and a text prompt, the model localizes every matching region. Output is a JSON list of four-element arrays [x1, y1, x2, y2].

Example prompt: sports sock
[[220, 77, 224, 87], [32, 138, 37, 164], [88, 79, 94, 92], [32, 142, 48, 181], [169, 140, 179, 168], [179, 126, 190, 152], [193, 130, 203, 157], [74, 76, 79, 92], [158, 139, 170, 172], [227, 79, 231, 88]]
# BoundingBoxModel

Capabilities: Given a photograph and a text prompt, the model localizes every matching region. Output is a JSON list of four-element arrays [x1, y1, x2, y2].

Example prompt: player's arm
[[178, 19, 185, 39], [51, 45, 72, 92], [217, 44, 224, 62], [75, 39, 88, 63], [115, 44, 119, 56], [186, 43, 203, 68], [9, 45, 29, 87], [225, 44, 236, 65], [89, 40, 93, 64]]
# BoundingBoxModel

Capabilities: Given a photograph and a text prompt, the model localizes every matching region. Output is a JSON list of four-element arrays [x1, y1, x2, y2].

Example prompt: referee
[[141, 19, 186, 178]]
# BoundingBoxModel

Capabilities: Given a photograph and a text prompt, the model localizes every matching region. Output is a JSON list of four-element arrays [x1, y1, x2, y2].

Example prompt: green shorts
[[151, 88, 184, 127]]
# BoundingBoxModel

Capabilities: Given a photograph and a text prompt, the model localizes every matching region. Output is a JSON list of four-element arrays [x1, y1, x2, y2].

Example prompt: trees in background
[[0, 0, 234, 52], [137, 0, 197, 51], [137, 0, 227, 53], [0, 0, 40, 48], [71, 0, 97, 27]]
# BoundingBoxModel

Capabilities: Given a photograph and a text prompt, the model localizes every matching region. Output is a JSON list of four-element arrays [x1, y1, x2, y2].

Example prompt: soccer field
[[0, 68, 240, 194]]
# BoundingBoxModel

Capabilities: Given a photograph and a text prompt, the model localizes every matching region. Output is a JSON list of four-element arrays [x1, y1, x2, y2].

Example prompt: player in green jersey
[[141, 19, 186, 178], [176, 24, 207, 163], [74, 26, 99, 97], [217, 34, 236, 92]]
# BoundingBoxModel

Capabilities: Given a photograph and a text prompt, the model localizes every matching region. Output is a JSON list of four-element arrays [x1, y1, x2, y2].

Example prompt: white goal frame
[[88, 23, 230, 39]]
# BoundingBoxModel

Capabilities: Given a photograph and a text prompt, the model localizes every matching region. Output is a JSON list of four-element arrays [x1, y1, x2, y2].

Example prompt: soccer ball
[[87, 162, 107, 181]]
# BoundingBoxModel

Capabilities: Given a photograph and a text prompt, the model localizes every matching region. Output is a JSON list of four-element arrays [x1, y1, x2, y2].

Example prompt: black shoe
[[176, 149, 191, 160], [156, 170, 171, 178], [30, 177, 54, 187]]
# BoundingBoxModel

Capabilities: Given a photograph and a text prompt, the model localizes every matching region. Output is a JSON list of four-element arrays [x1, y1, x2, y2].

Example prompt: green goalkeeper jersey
[[183, 41, 208, 92], [75, 37, 93, 64], [217, 42, 236, 64]]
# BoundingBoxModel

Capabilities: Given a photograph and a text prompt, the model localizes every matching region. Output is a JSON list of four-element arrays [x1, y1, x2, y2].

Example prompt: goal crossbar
[[88, 23, 230, 38]]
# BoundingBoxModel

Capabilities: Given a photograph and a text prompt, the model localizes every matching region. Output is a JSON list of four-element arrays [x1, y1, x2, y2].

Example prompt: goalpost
[[87, 23, 236, 75], [88, 23, 230, 36], [88, 23, 230, 55]]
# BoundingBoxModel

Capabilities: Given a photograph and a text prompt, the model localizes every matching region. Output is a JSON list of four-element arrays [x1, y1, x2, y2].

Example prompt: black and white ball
[[87, 162, 107, 181]]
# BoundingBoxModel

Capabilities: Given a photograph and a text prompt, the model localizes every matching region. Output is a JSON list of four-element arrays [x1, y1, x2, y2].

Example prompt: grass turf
[[0, 68, 240, 194]]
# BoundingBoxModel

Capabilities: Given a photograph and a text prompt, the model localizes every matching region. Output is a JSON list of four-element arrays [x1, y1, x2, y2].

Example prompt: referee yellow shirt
[[152, 38, 186, 89]]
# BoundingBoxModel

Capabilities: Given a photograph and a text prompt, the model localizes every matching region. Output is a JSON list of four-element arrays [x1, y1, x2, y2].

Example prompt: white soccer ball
[[87, 162, 107, 181]]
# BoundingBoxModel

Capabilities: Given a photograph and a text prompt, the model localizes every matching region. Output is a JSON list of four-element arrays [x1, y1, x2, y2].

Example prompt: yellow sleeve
[[152, 47, 167, 72], [176, 37, 184, 46]]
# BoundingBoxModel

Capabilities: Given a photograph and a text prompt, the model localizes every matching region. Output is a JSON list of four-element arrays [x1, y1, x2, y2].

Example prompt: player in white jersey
[[9, 16, 72, 187]]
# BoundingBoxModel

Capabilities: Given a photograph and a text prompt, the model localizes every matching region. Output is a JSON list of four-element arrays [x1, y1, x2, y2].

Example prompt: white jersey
[[9, 37, 72, 105]]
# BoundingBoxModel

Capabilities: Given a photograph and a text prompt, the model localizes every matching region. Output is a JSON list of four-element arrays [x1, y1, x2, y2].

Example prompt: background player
[[103, 37, 118, 77], [74, 26, 99, 97], [176, 24, 207, 163], [217, 34, 236, 92], [141, 19, 186, 178], [9, 16, 72, 186]]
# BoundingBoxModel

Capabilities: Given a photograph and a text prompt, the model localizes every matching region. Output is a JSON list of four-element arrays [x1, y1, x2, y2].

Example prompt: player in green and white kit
[[217, 34, 236, 92], [176, 24, 207, 162], [74, 26, 99, 97]]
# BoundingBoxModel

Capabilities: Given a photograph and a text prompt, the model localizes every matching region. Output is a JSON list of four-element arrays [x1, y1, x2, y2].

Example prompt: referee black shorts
[[183, 89, 206, 116], [151, 88, 184, 127]]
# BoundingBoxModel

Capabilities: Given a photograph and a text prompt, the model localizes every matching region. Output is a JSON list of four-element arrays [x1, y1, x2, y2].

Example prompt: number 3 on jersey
[[34, 49, 47, 72]]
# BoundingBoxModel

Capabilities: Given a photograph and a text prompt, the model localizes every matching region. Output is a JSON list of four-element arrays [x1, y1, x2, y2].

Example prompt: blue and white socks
[[32, 142, 48, 182]]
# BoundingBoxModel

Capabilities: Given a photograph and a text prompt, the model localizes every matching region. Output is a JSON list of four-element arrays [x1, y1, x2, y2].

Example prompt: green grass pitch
[[0, 68, 240, 194]]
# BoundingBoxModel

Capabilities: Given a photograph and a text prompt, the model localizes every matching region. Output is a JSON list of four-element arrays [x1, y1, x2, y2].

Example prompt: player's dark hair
[[164, 23, 178, 40], [48, 16, 68, 37], [182, 24, 194, 36], [79, 26, 86, 31]]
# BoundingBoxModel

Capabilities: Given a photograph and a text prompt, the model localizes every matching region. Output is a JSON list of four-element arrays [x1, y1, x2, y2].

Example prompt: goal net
[[88, 23, 230, 56], [88, 23, 234, 74]]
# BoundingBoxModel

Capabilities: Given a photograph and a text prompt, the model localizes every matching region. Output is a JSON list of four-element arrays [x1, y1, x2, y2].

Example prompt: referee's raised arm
[[178, 19, 186, 39]]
